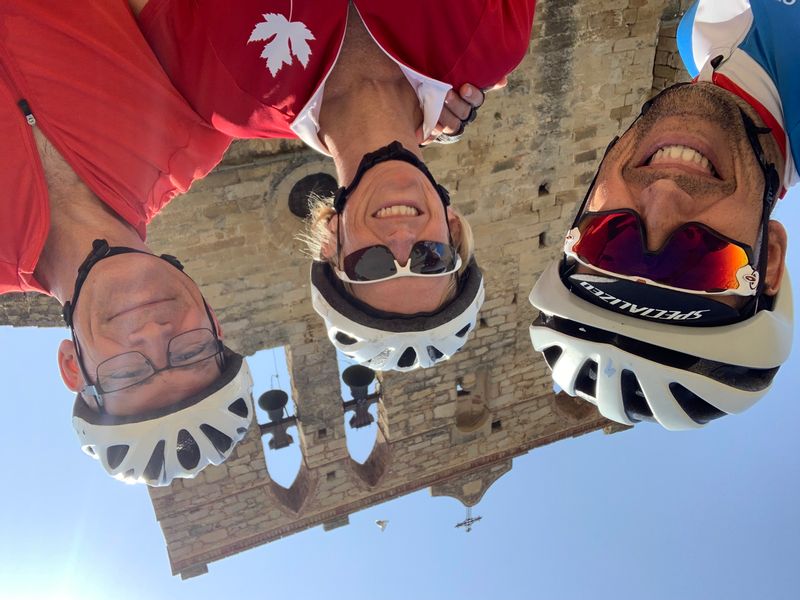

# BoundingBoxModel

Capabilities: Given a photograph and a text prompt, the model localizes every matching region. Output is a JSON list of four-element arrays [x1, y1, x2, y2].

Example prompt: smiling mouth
[[373, 204, 422, 218], [645, 144, 720, 178]]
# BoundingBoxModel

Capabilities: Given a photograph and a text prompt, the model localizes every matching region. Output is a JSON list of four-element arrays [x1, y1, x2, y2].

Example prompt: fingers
[[458, 83, 486, 108], [423, 82, 494, 146], [487, 76, 508, 92]]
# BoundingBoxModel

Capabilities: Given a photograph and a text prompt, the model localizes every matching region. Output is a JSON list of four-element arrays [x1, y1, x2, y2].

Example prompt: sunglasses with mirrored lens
[[564, 210, 759, 296], [335, 241, 462, 284]]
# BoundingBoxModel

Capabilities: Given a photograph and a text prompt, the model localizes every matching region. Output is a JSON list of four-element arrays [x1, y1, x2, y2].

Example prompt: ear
[[763, 220, 788, 296], [58, 339, 85, 392], [207, 305, 224, 339], [321, 213, 339, 261], [446, 207, 462, 245]]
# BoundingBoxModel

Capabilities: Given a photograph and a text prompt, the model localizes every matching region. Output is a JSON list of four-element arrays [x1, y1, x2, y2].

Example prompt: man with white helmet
[[129, 0, 536, 371], [1, 1, 253, 485], [529, 0, 796, 430]]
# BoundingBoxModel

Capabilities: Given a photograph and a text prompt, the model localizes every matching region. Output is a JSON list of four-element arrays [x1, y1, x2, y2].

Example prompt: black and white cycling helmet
[[73, 348, 254, 486], [311, 258, 484, 371], [529, 81, 794, 430], [309, 141, 484, 371], [63, 240, 255, 485], [529, 260, 792, 430]]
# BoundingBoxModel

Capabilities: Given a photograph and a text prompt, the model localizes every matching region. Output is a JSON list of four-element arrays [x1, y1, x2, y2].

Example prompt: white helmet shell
[[529, 260, 793, 430], [73, 350, 254, 486], [310, 260, 484, 371]]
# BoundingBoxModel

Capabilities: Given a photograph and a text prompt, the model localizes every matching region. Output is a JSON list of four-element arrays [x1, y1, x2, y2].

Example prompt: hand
[[418, 77, 509, 146]]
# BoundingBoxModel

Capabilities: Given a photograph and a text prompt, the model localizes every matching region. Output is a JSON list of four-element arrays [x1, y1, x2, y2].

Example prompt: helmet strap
[[333, 141, 450, 213]]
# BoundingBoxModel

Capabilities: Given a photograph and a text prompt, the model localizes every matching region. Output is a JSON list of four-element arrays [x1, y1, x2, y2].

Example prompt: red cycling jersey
[[138, 0, 536, 139], [0, 0, 231, 294]]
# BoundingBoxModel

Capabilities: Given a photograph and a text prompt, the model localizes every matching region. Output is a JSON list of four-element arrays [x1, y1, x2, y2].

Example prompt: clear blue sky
[[1, 194, 798, 600]]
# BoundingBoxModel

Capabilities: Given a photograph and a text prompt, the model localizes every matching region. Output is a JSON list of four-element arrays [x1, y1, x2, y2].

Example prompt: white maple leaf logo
[[248, 13, 315, 77]]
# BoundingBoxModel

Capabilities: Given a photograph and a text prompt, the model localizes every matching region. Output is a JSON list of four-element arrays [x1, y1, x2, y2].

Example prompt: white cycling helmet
[[310, 258, 484, 371], [72, 349, 254, 486], [529, 262, 792, 430]]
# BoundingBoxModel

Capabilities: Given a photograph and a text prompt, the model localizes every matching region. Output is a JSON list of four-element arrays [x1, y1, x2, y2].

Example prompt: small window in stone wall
[[288, 173, 338, 219], [337, 350, 379, 465], [455, 371, 490, 433], [250, 345, 302, 489]]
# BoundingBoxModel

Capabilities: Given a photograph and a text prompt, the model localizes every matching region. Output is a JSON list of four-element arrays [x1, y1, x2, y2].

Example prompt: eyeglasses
[[564, 209, 759, 296], [334, 241, 462, 284], [82, 328, 223, 398]]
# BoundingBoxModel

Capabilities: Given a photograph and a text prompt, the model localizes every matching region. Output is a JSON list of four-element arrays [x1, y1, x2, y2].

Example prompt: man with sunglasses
[[529, 0, 796, 430], [128, 0, 536, 371], [2, 1, 253, 484]]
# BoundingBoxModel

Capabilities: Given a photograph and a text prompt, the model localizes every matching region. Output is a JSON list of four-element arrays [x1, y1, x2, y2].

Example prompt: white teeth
[[375, 205, 420, 218], [649, 144, 715, 175]]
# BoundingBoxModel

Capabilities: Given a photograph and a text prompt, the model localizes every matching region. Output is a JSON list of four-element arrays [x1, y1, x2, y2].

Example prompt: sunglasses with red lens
[[564, 209, 759, 296], [336, 241, 461, 284]]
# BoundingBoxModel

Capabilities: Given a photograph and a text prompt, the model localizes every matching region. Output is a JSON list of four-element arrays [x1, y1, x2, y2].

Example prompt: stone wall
[[0, 0, 692, 579]]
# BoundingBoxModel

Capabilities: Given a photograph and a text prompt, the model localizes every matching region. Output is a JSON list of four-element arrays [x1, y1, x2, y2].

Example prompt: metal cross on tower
[[455, 507, 482, 533]]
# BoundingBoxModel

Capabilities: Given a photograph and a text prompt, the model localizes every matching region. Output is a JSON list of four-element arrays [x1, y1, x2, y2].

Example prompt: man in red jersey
[[1, 1, 253, 485]]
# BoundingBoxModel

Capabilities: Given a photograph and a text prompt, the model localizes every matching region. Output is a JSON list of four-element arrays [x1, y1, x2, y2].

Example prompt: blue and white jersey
[[677, 0, 800, 189]]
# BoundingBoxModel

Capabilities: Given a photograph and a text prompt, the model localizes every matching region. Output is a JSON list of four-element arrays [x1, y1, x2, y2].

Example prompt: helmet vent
[[335, 331, 358, 345], [228, 397, 249, 418], [697, 364, 779, 392], [143, 440, 166, 484], [106, 444, 129, 470], [574, 360, 598, 398], [397, 347, 417, 368], [669, 383, 727, 424], [455, 324, 471, 338], [200, 424, 233, 455], [427, 346, 444, 361], [366, 349, 392, 370], [542, 346, 563, 370], [620, 370, 654, 422], [176, 429, 201, 470]]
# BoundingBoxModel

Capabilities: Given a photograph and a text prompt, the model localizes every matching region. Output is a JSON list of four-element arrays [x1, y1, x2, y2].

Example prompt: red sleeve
[[138, 0, 349, 139], [359, 0, 536, 90], [0, 0, 232, 294], [1, 0, 232, 232]]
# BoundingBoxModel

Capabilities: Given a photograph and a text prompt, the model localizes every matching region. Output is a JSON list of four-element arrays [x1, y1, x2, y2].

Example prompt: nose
[[126, 320, 175, 367], [636, 180, 696, 251], [383, 229, 418, 266]]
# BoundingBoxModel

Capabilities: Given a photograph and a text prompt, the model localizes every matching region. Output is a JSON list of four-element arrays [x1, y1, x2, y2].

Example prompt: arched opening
[[249, 346, 303, 489], [336, 351, 379, 465]]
